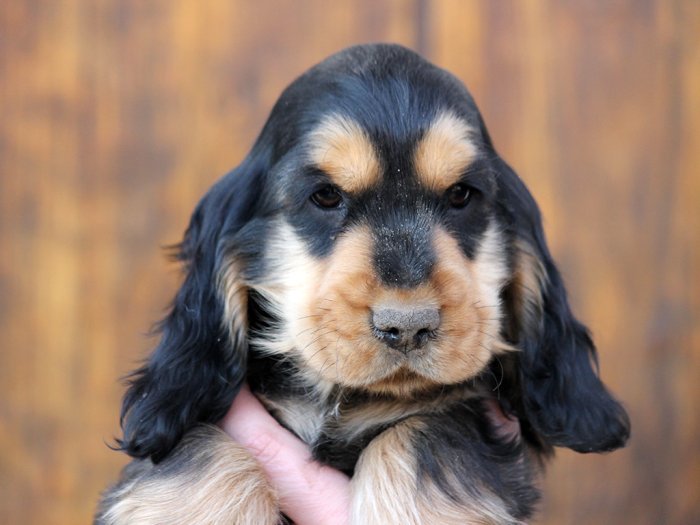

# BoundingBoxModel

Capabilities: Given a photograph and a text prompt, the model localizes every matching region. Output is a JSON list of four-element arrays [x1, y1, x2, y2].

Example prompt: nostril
[[416, 328, 430, 340], [414, 328, 431, 349], [387, 327, 400, 337], [374, 326, 402, 349]]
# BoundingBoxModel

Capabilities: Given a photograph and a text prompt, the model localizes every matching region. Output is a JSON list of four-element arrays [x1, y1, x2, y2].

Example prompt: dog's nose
[[372, 306, 440, 353]]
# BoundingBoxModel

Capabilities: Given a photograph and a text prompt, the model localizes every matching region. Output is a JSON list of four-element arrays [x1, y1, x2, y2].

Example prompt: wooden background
[[1, 1, 698, 523]]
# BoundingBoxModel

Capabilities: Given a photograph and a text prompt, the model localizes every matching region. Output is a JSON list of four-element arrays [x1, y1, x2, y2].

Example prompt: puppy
[[96, 44, 630, 525]]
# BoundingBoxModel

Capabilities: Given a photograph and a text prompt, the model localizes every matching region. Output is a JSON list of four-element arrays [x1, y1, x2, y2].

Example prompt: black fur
[[493, 156, 630, 453], [414, 399, 539, 520], [118, 156, 267, 462], [110, 43, 630, 521]]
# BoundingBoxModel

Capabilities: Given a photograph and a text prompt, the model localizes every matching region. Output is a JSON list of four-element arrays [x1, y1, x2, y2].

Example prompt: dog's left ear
[[495, 156, 630, 453], [118, 155, 265, 463]]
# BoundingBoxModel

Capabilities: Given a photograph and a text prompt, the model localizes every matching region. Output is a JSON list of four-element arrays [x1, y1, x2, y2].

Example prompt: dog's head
[[119, 44, 629, 463]]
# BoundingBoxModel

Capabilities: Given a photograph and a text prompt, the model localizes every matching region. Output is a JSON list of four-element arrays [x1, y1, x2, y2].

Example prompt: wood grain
[[430, 2, 700, 523], [1, 1, 697, 523]]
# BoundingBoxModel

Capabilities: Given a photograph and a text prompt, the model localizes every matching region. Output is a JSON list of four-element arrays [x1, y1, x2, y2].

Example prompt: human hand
[[220, 385, 350, 525]]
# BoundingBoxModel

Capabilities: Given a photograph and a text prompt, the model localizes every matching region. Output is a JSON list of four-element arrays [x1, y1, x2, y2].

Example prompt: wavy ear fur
[[118, 157, 263, 463], [496, 156, 630, 453]]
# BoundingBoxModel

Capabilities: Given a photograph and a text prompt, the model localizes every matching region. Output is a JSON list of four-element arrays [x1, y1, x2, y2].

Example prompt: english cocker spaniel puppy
[[96, 44, 630, 525]]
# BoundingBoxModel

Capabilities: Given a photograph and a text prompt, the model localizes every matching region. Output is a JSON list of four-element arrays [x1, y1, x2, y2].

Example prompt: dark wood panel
[[1, 1, 698, 523]]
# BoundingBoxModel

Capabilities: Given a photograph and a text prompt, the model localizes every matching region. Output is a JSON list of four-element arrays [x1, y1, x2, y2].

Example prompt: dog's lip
[[365, 365, 441, 391]]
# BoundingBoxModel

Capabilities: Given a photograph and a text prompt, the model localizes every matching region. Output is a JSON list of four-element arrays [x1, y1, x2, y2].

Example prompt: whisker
[[317, 355, 333, 376], [491, 356, 505, 395], [334, 334, 342, 382], [296, 323, 328, 338], [296, 313, 324, 321], [477, 329, 498, 339], [316, 307, 333, 313], [473, 303, 500, 310], [302, 329, 339, 353]]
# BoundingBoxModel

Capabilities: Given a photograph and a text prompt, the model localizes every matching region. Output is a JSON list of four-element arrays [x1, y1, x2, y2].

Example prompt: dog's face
[[252, 110, 512, 395], [119, 44, 629, 463]]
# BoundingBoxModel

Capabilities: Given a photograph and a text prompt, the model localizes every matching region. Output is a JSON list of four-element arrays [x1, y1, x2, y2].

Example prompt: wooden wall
[[1, 1, 698, 523]]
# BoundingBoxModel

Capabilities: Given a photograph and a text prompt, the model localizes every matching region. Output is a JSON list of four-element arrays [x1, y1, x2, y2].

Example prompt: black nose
[[372, 306, 440, 353]]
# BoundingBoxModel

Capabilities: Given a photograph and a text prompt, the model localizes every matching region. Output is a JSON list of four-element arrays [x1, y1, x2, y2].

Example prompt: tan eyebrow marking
[[414, 111, 479, 191], [307, 114, 381, 193]]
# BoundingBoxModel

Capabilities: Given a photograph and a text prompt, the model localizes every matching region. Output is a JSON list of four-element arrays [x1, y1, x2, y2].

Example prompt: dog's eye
[[447, 183, 471, 208], [311, 185, 343, 209]]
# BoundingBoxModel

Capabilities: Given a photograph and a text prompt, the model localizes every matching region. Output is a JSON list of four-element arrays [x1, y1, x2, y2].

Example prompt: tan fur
[[97, 426, 278, 525], [255, 219, 514, 396], [351, 419, 521, 525], [218, 257, 248, 344], [336, 384, 480, 444], [511, 240, 547, 337], [414, 111, 478, 191], [257, 393, 327, 445], [308, 114, 381, 193]]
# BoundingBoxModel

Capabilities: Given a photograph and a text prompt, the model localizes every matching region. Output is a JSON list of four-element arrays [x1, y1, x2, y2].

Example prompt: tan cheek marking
[[307, 226, 387, 384], [430, 228, 489, 378], [420, 226, 513, 384], [313, 225, 376, 310], [255, 222, 392, 388], [414, 111, 478, 191], [308, 114, 381, 193]]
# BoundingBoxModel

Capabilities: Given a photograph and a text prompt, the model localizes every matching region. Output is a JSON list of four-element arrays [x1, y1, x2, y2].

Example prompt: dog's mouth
[[362, 365, 443, 396], [288, 304, 512, 396]]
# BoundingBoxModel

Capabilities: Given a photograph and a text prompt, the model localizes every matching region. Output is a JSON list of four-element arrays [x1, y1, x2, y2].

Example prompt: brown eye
[[311, 185, 343, 209], [447, 183, 471, 208]]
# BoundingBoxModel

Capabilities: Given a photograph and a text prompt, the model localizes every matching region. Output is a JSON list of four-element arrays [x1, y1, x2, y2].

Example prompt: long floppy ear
[[118, 157, 264, 463], [496, 157, 630, 453]]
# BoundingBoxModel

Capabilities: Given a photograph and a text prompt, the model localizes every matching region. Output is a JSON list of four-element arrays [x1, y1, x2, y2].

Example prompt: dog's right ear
[[118, 155, 266, 463], [493, 155, 630, 454]]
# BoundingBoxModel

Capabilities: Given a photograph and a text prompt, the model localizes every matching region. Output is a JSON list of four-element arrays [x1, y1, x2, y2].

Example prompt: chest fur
[[254, 372, 482, 474]]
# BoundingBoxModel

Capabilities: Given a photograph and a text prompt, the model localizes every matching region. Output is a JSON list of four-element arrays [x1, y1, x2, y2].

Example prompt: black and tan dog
[[96, 44, 630, 524]]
